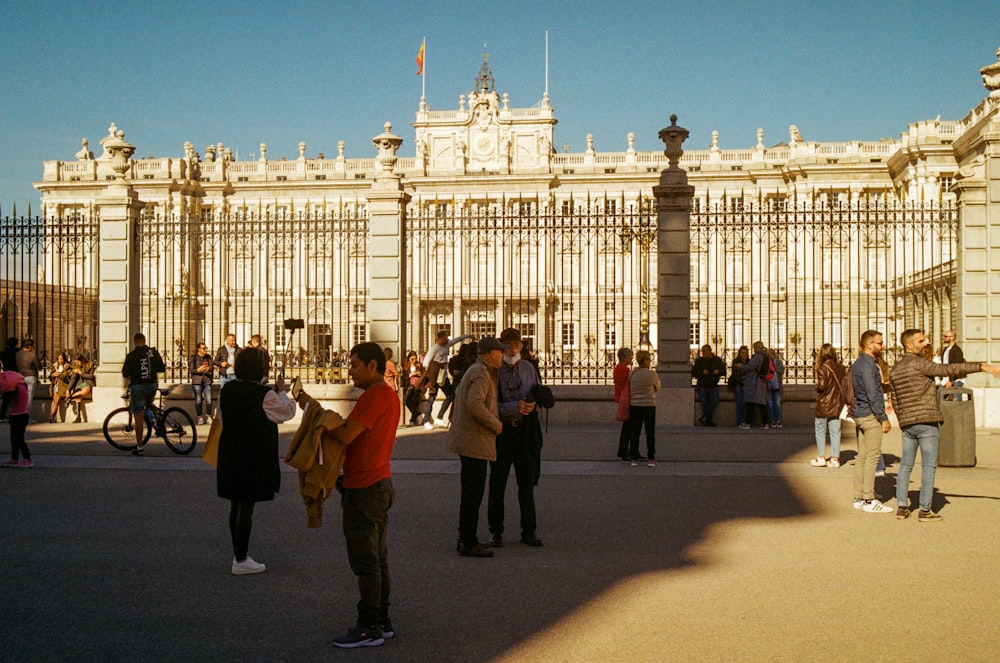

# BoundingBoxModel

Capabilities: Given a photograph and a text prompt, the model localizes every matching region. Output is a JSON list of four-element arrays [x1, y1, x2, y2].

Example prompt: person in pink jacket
[[1, 369, 32, 467]]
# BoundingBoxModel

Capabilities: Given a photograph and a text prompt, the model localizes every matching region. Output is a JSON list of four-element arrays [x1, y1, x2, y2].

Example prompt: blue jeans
[[219, 375, 235, 390], [192, 383, 213, 417], [24, 376, 37, 419], [732, 384, 745, 424], [697, 385, 719, 422], [814, 416, 841, 459], [896, 423, 940, 512], [767, 389, 782, 423]]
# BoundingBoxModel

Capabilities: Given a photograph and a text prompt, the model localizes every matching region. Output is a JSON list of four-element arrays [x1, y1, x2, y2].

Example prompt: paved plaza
[[2, 418, 999, 662]]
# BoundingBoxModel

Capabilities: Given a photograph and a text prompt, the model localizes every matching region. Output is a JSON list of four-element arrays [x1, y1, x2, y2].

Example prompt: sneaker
[[333, 625, 384, 648], [827, 457, 840, 468], [862, 499, 894, 514], [776, 423, 783, 429], [231, 556, 267, 575], [630, 461, 639, 467], [423, 422, 434, 430], [810, 457, 827, 467], [434, 417, 448, 428], [197, 416, 205, 425], [1, 459, 19, 468], [738, 423, 750, 429], [875, 470, 886, 477], [895, 507, 911, 520], [918, 510, 943, 523], [853, 499, 865, 510], [647, 460, 658, 467], [17, 459, 34, 468], [378, 618, 394, 639], [457, 542, 493, 558], [488, 534, 503, 548], [131, 446, 145, 456]]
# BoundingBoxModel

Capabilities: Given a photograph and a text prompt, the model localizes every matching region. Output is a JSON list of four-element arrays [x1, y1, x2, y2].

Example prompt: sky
[[2, 0, 1000, 211]]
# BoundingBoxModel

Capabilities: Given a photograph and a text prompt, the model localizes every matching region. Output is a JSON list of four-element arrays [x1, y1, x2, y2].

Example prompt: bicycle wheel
[[160, 407, 198, 455], [103, 407, 151, 450]]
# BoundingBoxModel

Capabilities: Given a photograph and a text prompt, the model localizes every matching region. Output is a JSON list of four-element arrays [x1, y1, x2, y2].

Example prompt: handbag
[[202, 417, 222, 468]]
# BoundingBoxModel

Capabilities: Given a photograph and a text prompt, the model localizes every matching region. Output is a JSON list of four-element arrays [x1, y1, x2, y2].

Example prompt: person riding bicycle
[[121, 333, 165, 456]]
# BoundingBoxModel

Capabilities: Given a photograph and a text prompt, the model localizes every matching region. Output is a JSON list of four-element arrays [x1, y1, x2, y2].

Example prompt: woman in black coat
[[216, 349, 296, 575]]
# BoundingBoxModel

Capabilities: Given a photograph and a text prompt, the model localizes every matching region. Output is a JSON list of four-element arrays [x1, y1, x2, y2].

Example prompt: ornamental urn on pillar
[[658, 115, 689, 170], [373, 122, 403, 177], [100, 123, 135, 181]]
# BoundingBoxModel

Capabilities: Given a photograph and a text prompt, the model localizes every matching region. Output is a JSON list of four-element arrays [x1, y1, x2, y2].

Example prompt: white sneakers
[[827, 457, 840, 468], [810, 457, 827, 467], [232, 556, 267, 575], [861, 499, 894, 514]]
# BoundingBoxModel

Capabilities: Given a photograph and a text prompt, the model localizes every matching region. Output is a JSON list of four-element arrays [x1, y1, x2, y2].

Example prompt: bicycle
[[103, 387, 198, 455]]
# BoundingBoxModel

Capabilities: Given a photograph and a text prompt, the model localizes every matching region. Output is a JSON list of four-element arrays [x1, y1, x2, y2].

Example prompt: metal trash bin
[[938, 387, 975, 467]]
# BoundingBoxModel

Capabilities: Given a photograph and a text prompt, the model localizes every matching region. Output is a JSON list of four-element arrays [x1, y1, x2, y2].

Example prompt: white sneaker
[[862, 499, 893, 514], [853, 499, 864, 510], [810, 457, 827, 467], [197, 416, 206, 425], [827, 457, 840, 468], [232, 556, 267, 575], [434, 417, 448, 428], [875, 470, 886, 477], [423, 422, 434, 430]]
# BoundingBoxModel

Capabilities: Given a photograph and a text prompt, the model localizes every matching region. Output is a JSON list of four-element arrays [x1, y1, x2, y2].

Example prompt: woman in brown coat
[[812, 343, 846, 467]]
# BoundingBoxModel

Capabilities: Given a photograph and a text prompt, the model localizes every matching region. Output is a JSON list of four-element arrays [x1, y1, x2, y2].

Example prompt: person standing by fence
[[15, 340, 42, 421], [692, 344, 725, 427], [614, 347, 634, 461], [214, 334, 240, 389], [740, 342, 770, 430], [628, 350, 660, 466], [190, 342, 215, 425], [48, 352, 71, 423], [728, 345, 749, 427], [419, 330, 472, 429], [811, 343, 846, 468]]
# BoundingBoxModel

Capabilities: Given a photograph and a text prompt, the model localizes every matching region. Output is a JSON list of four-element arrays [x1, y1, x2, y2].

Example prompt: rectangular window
[[604, 323, 617, 349], [690, 322, 701, 348], [561, 322, 577, 348], [351, 323, 367, 346]]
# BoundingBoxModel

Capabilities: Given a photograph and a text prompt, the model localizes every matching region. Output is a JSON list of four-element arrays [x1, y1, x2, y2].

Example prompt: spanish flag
[[416, 39, 425, 76]]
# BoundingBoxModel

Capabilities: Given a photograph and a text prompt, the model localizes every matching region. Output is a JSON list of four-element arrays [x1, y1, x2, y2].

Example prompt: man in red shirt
[[298, 341, 399, 648]]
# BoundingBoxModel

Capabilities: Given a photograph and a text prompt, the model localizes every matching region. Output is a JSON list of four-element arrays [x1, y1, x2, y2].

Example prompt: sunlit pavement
[[3, 420, 999, 662]]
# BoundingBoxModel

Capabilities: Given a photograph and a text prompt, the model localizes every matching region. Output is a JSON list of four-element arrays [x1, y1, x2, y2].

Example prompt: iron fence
[[137, 209, 368, 383], [0, 210, 100, 373], [406, 197, 658, 384], [690, 200, 957, 382]]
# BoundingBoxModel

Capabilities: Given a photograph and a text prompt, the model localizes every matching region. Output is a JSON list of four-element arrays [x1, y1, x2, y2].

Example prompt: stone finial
[[259, 143, 267, 162], [99, 123, 135, 181], [627, 132, 635, 153], [373, 122, 403, 175], [980, 46, 1000, 98], [710, 130, 720, 151], [586, 134, 595, 154], [756, 128, 765, 149], [298, 141, 307, 159], [338, 141, 345, 158], [658, 114, 689, 170]]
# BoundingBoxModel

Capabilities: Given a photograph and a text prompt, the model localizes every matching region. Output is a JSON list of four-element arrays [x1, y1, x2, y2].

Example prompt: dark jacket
[[852, 353, 888, 422], [217, 380, 280, 502], [742, 350, 768, 405], [941, 343, 965, 365], [889, 353, 981, 428], [692, 355, 726, 388], [213, 344, 241, 378], [189, 352, 214, 385], [815, 361, 846, 418]]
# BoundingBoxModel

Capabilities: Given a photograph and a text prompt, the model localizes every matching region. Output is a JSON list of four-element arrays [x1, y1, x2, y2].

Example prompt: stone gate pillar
[[93, 125, 145, 415], [367, 123, 412, 360], [952, 57, 1000, 426], [653, 116, 695, 426]]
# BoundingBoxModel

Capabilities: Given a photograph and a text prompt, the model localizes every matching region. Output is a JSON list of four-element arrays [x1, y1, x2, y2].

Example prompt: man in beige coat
[[446, 337, 505, 557]]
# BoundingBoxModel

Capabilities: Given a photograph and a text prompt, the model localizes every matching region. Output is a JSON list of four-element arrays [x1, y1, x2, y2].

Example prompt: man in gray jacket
[[446, 337, 505, 558], [889, 328, 1000, 522]]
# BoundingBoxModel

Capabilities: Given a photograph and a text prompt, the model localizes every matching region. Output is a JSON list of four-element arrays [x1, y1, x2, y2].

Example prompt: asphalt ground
[[2, 418, 999, 662]]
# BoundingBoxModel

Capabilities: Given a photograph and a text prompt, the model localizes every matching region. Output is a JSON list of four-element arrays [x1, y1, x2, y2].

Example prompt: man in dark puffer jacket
[[888, 328, 1000, 522]]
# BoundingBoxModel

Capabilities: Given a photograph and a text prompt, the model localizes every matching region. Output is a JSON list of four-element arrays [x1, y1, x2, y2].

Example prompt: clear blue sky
[[2, 0, 999, 211]]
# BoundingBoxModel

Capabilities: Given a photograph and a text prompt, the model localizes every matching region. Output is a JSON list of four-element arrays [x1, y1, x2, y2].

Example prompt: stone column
[[952, 97, 1000, 426], [653, 116, 695, 426], [367, 123, 412, 360], [94, 125, 145, 415]]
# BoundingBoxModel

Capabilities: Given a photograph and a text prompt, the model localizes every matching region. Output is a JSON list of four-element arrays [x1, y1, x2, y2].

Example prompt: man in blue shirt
[[852, 330, 893, 513]]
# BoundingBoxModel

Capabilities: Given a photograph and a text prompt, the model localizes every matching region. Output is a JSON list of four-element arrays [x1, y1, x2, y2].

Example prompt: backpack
[[766, 359, 776, 382], [840, 366, 856, 419]]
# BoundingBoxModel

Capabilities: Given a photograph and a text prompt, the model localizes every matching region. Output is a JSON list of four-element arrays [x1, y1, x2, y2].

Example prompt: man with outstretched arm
[[889, 328, 1000, 521]]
